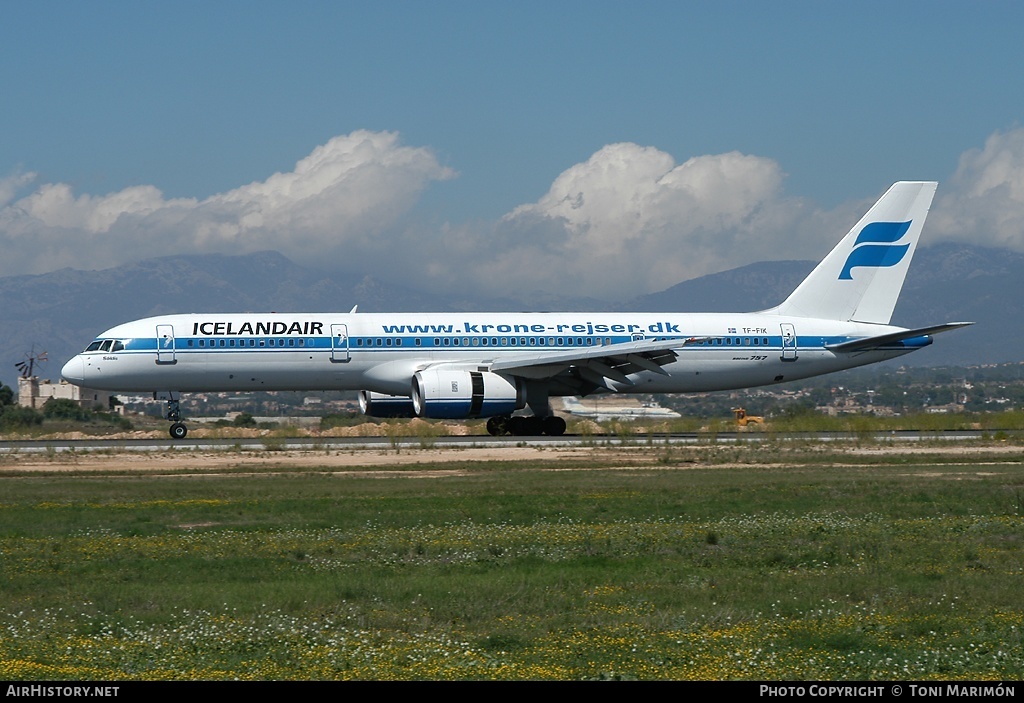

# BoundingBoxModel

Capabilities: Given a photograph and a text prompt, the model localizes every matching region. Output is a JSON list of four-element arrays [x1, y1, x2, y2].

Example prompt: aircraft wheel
[[169, 422, 188, 440], [542, 416, 566, 436], [506, 416, 525, 436], [522, 416, 543, 436], [486, 416, 509, 436]]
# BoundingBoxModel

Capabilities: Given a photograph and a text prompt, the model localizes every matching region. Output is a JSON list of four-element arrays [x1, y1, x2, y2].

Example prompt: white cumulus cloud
[[0, 130, 454, 276], [4, 127, 1024, 302], [0, 171, 37, 208], [929, 127, 1024, 250], [422, 129, 1024, 300], [427, 143, 816, 299]]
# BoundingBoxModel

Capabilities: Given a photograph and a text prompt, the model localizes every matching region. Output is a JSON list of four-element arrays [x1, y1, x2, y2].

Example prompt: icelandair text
[[192, 321, 324, 336]]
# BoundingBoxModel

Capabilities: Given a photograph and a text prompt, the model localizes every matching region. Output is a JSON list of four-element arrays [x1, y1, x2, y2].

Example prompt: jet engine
[[358, 391, 417, 418], [412, 369, 524, 419]]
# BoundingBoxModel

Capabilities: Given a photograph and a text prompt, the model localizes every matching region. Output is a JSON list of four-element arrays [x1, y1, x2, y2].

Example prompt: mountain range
[[1, 242, 1017, 383]]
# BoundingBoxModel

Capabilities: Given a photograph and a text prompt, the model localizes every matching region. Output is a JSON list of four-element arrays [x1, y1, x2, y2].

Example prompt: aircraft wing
[[484, 336, 703, 390], [825, 322, 973, 353]]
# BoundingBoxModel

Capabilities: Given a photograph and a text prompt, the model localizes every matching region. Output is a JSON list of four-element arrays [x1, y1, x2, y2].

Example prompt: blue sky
[[2, 1, 1024, 300]]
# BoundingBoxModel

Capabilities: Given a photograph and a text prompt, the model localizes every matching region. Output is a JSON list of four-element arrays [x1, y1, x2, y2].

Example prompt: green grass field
[[1, 442, 1022, 680]]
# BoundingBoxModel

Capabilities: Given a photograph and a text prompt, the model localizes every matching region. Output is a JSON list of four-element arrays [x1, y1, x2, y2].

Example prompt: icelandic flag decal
[[839, 220, 912, 280]]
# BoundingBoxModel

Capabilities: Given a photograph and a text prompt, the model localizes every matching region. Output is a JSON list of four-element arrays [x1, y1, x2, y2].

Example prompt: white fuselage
[[57, 181, 965, 438], [60, 310, 925, 397]]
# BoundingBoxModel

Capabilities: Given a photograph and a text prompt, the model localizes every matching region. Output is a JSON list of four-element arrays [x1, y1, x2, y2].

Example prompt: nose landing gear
[[158, 392, 188, 440]]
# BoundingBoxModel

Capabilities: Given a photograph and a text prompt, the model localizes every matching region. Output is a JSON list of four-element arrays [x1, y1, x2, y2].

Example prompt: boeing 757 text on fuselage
[[61, 182, 970, 439]]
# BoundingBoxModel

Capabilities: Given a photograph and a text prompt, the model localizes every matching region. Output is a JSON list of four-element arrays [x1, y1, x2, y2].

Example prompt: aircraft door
[[156, 324, 176, 365], [330, 324, 350, 363], [780, 323, 798, 361]]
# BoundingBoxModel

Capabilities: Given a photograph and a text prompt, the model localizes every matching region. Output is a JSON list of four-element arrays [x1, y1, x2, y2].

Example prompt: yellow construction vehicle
[[733, 407, 765, 427]]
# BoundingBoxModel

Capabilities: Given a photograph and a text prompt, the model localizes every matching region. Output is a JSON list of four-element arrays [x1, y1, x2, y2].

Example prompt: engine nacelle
[[412, 369, 525, 419], [358, 391, 417, 418]]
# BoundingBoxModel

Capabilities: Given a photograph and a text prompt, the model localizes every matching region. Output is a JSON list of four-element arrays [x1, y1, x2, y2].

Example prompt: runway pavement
[[0, 429, 1014, 454]]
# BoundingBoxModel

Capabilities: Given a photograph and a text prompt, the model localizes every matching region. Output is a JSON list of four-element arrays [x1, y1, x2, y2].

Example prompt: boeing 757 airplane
[[61, 181, 970, 439]]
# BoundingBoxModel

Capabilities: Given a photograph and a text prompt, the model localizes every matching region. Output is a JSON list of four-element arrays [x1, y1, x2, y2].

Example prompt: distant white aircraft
[[560, 396, 681, 422], [62, 181, 970, 439]]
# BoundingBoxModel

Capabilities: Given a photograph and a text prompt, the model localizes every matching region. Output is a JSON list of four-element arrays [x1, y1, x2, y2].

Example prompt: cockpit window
[[85, 338, 126, 353]]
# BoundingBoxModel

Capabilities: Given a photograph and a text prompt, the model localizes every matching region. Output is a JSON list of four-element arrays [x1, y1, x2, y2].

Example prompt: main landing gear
[[487, 381, 566, 436], [486, 415, 566, 437]]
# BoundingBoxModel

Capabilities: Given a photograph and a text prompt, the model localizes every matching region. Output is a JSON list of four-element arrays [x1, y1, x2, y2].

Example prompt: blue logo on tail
[[839, 221, 911, 280]]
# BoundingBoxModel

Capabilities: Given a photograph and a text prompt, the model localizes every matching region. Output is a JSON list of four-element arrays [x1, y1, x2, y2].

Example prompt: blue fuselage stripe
[[103, 333, 863, 355]]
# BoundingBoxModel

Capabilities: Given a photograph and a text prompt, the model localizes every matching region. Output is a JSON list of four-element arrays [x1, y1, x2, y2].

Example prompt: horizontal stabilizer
[[825, 322, 973, 353]]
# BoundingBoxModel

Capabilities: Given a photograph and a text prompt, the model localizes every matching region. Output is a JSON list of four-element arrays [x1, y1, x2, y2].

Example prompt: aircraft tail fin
[[773, 181, 938, 324]]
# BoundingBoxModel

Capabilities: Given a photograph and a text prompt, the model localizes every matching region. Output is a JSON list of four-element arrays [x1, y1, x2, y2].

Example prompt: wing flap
[[491, 338, 688, 372], [486, 336, 701, 386]]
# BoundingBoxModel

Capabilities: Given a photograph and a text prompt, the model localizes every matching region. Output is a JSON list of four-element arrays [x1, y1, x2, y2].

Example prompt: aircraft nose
[[61, 356, 85, 386]]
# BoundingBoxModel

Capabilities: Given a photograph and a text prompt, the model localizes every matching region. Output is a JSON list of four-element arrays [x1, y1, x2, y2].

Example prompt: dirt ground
[[0, 444, 617, 474], [0, 438, 1020, 475]]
